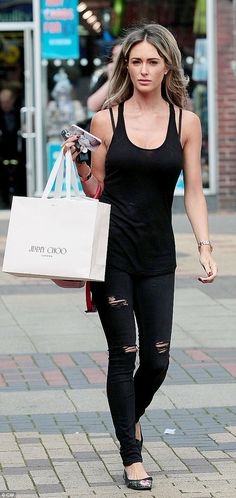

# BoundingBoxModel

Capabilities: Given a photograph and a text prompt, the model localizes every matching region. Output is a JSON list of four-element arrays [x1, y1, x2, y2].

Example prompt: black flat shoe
[[123, 469, 152, 490]]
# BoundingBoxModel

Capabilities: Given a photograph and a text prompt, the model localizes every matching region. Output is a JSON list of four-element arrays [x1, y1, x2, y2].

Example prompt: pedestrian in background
[[0, 88, 25, 207], [63, 23, 217, 491], [87, 41, 122, 114]]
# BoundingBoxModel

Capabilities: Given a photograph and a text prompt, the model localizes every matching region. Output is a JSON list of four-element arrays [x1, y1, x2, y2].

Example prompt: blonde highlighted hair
[[103, 23, 189, 109]]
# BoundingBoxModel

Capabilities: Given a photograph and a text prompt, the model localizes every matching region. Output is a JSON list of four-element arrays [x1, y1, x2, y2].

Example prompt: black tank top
[[100, 102, 183, 275]]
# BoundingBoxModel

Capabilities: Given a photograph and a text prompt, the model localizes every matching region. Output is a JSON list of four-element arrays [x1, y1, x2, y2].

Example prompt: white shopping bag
[[2, 150, 111, 281]]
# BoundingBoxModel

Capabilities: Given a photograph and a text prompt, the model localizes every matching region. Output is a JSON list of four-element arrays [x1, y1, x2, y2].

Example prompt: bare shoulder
[[174, 106, 201, 131], [181, 109, 201, 145], [182, 109, 201, 127], [91, 106, 118, 146], [91, 109, 110, 128], [90, 110, 111, 145], [91, 106, 118, 126]]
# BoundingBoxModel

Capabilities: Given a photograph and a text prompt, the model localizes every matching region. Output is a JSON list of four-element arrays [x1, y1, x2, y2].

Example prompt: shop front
[[0, 1, 43, 206], [0, 0, 102, 205], [0, 0, 217, 208]]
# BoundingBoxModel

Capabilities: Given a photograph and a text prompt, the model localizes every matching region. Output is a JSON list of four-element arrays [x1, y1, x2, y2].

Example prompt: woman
[[63, 24, 217, 491]]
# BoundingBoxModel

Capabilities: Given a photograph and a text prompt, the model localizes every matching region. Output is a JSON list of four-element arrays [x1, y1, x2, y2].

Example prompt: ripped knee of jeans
[[155, 341, 170, 354], [107, 296, 128, 308], [123, 345, 137, 353]]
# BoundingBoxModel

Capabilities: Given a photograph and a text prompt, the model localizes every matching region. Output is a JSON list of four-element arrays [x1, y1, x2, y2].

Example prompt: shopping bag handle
[[42, 149, 81, 199], [65, 150, 81, 199]]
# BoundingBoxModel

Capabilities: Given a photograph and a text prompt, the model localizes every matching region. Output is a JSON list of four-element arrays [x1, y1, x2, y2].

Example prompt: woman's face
[[127, 40, 167, 93]]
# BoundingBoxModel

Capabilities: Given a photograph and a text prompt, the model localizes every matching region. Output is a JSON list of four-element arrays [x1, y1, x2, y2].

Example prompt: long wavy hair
[[103, 24, 189, 109]]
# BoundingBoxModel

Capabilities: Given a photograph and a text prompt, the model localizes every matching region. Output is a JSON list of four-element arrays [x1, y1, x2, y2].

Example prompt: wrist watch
[[198, 240, 213, 252]]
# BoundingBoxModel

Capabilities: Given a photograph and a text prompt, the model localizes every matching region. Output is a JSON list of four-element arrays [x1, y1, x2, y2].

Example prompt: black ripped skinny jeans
[[91, 266, 175, 466]]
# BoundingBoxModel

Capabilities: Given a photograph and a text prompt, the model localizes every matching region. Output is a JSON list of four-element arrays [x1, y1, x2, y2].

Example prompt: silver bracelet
[[198, 240, 213, 252]]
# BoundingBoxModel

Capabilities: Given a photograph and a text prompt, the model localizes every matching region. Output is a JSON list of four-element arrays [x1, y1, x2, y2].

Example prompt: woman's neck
[[127, 89, 168, 113]]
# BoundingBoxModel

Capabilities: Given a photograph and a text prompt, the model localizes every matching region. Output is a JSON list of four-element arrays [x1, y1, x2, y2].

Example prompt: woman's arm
[[87, 80, 110, 113], [87, 62, 114, 113], [182, 111, 217, 283], [62, 110, 111, 197]]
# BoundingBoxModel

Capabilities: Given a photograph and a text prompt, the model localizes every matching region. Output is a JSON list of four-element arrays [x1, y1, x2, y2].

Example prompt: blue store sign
[[41, 0, 79, 59]]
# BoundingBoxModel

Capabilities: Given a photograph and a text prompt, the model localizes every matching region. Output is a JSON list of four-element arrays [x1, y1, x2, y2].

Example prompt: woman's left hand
[[198, 248, 218, 283], [62, 135, 81, 162]]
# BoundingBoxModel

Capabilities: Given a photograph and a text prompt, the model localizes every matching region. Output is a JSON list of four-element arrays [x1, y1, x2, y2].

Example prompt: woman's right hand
[[62, 135, 81, 162], [62, 135, 91, 181]]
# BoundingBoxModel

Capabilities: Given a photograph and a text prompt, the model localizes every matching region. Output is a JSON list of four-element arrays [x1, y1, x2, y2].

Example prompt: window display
[[46, 68, 85, 142]]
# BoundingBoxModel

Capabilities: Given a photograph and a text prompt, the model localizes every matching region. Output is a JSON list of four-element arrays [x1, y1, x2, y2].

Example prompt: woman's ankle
[[124, 462, 150, 479], [125, 462, 142, 468], [135, 421, 141, 440]]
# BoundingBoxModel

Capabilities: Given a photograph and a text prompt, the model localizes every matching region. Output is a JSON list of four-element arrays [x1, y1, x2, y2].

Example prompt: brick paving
[[0, 211, 236, 497], [0, 348, 235, 391]]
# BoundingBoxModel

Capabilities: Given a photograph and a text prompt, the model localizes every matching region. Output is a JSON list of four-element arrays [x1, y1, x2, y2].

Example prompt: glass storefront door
[[0, 25, 36, 207]]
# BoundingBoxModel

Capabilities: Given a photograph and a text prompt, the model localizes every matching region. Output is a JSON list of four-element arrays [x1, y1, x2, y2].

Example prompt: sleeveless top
[[100, 102, 184, 275]]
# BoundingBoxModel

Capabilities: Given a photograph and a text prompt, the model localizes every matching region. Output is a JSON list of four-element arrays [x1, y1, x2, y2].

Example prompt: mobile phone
[[68, 124, 101, 152]]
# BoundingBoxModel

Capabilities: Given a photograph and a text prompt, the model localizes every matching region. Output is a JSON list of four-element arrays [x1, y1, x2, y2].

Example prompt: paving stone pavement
[[0, 211, 236, 498]]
